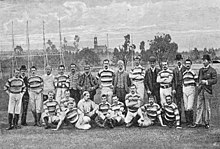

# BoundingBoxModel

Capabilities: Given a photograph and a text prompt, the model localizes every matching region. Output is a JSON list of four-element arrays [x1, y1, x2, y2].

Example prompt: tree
[[192, 47, 200, 61], [77, 48, 101, 66], [148, 33, 178, 66]]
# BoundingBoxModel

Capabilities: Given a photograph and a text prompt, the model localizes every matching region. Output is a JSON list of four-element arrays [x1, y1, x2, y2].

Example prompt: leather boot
[[6, 113, 14, 130], [185, 111, 189, 125], [14, 114, 21, 129], [44, 117, 50, 129], [32, 111, 37, 126]]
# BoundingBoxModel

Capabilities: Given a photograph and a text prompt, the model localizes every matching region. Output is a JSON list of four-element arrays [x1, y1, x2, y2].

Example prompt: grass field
[[0, 64, 220, 148]]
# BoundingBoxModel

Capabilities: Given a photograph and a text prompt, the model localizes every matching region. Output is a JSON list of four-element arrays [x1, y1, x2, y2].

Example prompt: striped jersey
[[183, 69, 196, 86], [4, 77, 26, 94], [129, 65, 145, 83], [157, 69, 173, 86], [43, 100, 60, 116], [42, 74, 55, 95], [97, 68, 114, 87], [98, 102, 111, 116], [28, 75, 44, 92], [141, 103, 161, 122], [65, 108, 78, 124], [60, 97, 76, 111], [125, 93, 141, 112], [54, 74, 70, 88], [111, 101, 124, 116], [163, 102, 180, 126]]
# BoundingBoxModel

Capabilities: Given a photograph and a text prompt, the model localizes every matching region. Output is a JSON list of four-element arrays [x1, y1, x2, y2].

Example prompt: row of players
[[3, 53, 217, 130], [42, 85, 180, 130]]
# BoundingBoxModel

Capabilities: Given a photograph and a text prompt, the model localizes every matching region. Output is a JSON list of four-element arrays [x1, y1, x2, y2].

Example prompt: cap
[[202, 54, 211, 61], [149, 56, 156, 62], [133, 55, 141, 60], [117, 60, 124, 65], [20, 65, 27, 70], [175, 54, 183, 60]]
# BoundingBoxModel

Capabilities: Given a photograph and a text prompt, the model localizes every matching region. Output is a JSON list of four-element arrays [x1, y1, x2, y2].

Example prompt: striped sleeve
[[174, 105, 180, 126], [4, 80, 10, 91]]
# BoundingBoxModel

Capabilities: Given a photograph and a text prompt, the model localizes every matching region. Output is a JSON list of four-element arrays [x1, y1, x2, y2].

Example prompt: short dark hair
[[101, 94, 107, 98], [148, 95, 156, 101], [130, 84, 137, 88], [70, 63, 76, 67], [165, 95, 172, 99], [103, 59, 109, 63], [185, 59, 192, 64], [30, 66, 37, 70], [59, 64, 65, 69]]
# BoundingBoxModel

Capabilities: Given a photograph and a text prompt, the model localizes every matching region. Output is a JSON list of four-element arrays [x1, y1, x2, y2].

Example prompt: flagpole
[[131, 33, 134, 68], [27, 20, 30, 76], [43, 20, 48, 73], [58, 19, 64, 65], [107, 33, 109, 60], [11, 21, 15, 76]]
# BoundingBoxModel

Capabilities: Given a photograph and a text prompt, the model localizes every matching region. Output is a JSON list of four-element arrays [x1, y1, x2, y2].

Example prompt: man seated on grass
[[124, 84, 142, 127], [60, 90, 76, 111], [42, 91, 61, 129], [75, 91, 98, 130], [95, 94, 114, 128], [110, 95, 125, 126], [52, 99, 79, 131], [162, 95, 181, 129], [138, 95, 166, 127]]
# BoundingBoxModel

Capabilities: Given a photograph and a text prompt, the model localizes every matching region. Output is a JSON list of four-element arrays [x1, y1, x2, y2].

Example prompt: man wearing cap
[[20, 65, 29, 126], [144, 56, 161, 105], [42, 65, 55, 102], [172, 54, 186, 122], [97, 59, 115, 104], [78, 65, 98, 101], [69, 63, 81, 104], [157, 59, 174, 107], [113, 60, 130, 106], [129, 55, 145, 103], [193, 54, 217, 129]]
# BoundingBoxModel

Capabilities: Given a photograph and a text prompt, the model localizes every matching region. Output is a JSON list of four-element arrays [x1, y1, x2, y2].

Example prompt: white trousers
[[56, 88, 67, 104], [29, 91, 43, 113], [183, 86, 195, 111], [133, 81, 145, 103], [8, 93, 23, 114]]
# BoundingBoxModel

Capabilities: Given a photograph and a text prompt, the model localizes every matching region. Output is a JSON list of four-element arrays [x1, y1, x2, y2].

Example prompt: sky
[[1, 0, 220, 52]]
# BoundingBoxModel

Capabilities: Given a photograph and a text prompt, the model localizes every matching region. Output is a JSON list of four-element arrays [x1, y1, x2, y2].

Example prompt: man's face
[[84, 93, 90, 101], [101, 96, 107, 103], [68, 102, 75, 110], [103, 61, 109, 69], [59, 66, 65, 74], [70, 65, 76, 72], [130, 86, 137, 94], [48, 92, 54, 101], [166, 96, 172, 105], [31, 68, 36, 75], [177, 60, 183, 67], [112, 96, 118, 103], [14, 70, 20, 77], [150, 61, 156, 68], [134, 59, 140, 66], [149, 97, 155, 105], [162, 62, 168, 70], [203, 59, 209, 67], [65, 91, 70, 98], [185, 61, 191, 70], [46, 67, 52, 75], [84, 68, 90, 74], [118, 63, 124, 71], [20, 69, 26, 77]]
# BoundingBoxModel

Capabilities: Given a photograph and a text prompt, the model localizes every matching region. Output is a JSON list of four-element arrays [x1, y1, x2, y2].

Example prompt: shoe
[[205, 124, 210, 129], [190, 123, 198, 128], [109, 119, 114, 129], [14, 125, 21, 129], [36, 122, 42, 127], [6, 125, 14, 130], [44, 125, 51, 129], [21, 123, 28, 126], [125, 122, 133, 128]]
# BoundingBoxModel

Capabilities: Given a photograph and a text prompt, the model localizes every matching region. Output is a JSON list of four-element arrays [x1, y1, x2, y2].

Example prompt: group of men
[[4, 53, 217, 130]]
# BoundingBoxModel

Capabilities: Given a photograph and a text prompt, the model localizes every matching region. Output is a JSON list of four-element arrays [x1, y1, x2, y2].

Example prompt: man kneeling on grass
[[110, 95, 125, 127], [95, 94, 114, 128], [138, 95, 166, 127], [42, 91, 61, 129], [75, 91, 98, 130], [162, 95, 181, 129]]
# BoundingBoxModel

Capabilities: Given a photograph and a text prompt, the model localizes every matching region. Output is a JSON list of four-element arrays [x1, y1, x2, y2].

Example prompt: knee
[[83, 116, 91, 123]]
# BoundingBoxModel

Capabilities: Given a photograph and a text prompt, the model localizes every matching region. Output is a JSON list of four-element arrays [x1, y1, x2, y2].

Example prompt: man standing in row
[[144, 56, 160, 105], [20, 65, 29, 126], [172, 54, 186, 122], [193, 54, 217, 129], [78, 65, 98, 101], [129, 56, 145, 103], [69, 63, 81, 104], [42, 65, 55, 102], [113, 60, 130, 106], [157, 59, 173, 107], [54, 65, 70, 104], [97, 59, 115, 104]]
